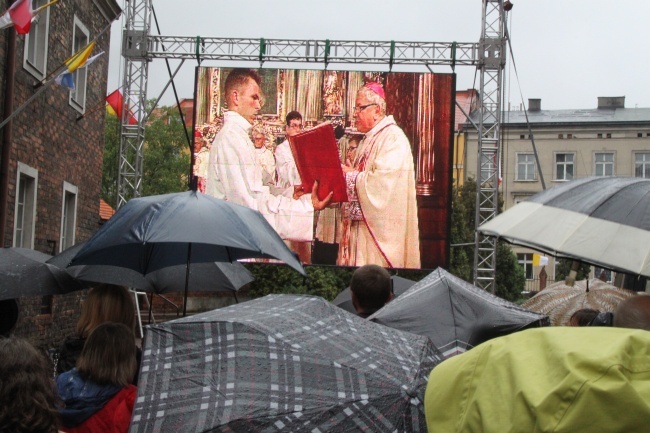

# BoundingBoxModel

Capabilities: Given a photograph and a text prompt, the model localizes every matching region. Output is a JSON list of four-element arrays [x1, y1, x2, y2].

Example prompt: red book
[[288, 123, 348, 203]]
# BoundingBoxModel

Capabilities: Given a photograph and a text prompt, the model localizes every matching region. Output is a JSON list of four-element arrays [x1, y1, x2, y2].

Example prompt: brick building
[[1, 0, 120, 349]]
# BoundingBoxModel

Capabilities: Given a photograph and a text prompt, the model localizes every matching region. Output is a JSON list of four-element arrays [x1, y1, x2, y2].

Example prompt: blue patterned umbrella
[[130, 295, 442, 433]]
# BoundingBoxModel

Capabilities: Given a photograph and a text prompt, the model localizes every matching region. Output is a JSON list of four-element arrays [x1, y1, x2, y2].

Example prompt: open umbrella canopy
[[479, 176, 650, 277], [332, 275, 416, 314], [69, 191, 304, 275], [369, 268, 549, 358], [48, 242, 254, 294], [131, 294, 442, 433], [0, 247, 84, 301], [522, 278, 637, 326]]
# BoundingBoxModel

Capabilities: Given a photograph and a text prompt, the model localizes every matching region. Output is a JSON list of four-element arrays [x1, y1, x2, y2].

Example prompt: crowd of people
[[1, 269, 649, 432], [0, 285, 139, 433]]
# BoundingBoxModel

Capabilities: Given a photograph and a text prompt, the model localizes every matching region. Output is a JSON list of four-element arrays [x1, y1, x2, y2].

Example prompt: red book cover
[[288, 123, 348, 203]]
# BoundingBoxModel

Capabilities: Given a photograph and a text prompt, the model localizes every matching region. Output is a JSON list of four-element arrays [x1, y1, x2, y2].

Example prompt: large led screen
[[192, 67, 455, 270]]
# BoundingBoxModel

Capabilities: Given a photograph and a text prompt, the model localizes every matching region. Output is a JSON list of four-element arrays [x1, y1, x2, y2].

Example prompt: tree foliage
[[245, 264, 355, 301], [102, 114, 120, 209], [101, 101, 191, 208], [449, 178, 526, 302]]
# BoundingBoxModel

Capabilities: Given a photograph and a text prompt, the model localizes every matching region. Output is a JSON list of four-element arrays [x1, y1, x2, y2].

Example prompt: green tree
[[101, 102, 191, 208], [449, 179, 476, 281], [449, 178, 526, 302], [102, 114, 120, 209], [141, 104, 191, 197], [245, 264, 355, 301]]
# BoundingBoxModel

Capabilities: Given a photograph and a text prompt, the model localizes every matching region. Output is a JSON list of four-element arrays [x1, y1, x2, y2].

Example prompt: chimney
[[528, 98, 541, 112], [597, 96, 625, 109]]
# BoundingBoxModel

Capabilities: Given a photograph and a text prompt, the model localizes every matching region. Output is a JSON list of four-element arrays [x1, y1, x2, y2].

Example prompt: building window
[[635, 153, 650, 178], [594, 152, 614, 176], [597, 133, 603, 138], [558, 134, 563, 139], [60, 182, 78, 251], [639, 133, 643, 138], [14, 163, 38, 248], [555, 153, 574, 181], [606, 133, 612, 139], [69, 17, 90, 113], [515, 153, 536, 181], [517, 253, 534, 280], [567, 134, 573, 139], [23, 0, 50, 79]]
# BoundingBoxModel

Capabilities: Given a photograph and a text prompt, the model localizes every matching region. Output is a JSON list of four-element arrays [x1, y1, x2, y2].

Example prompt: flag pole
[[76, 96, 110, 122], [0, 14, 118, 131], [0, 81, 51, 131], [36, 18, 114, 87]]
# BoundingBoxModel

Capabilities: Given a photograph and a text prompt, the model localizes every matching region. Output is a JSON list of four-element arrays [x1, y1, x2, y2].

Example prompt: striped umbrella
[[479, 177, 650, 278], [522, 278, 637, 326]]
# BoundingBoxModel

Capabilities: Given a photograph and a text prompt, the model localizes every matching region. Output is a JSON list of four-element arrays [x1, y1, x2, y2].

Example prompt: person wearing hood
[[57, 322, 137, 433]]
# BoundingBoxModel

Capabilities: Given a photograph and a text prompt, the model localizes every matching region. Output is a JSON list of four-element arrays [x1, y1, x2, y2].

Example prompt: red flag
[[106, 90, 138, 125], [9, 0, 34, 35]]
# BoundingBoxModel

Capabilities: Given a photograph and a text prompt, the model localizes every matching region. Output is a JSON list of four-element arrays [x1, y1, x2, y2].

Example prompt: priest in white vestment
[[338, 82, 421, 269]]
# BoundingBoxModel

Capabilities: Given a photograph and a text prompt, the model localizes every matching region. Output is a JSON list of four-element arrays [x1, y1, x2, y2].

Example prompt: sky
[[108, 0, 650, 111]]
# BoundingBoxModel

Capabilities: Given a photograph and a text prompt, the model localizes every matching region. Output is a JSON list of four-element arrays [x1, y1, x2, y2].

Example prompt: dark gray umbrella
[[479, 176, 650, 277], [131, 294, 442, 433], [369, 268, 549, 358], [67, 191, 303, 315], [332, 275, 416, 314], [47, 242, 254, 294], [0, 247, 84, 301]]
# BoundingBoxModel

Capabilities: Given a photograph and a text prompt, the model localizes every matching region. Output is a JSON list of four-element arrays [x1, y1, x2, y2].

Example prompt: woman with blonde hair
[[57, 322, 137, 433], [56, 284, 136, 376]]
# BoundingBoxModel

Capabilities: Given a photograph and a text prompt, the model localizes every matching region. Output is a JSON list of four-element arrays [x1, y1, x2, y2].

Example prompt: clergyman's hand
[[311, 180, 334, 211], [293, 185, 306, 200]]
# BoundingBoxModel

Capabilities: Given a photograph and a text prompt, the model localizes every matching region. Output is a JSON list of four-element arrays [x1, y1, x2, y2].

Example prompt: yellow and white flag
[[532, 254, 549, 267]]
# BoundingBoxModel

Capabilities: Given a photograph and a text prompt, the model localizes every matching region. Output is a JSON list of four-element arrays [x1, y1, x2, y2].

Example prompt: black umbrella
[[479, 176, 650, 277], [0, 247, 84, 301], [47, 242, 254, 294], [369, 268, 549, 358], [332, 275, 416, 314], [67, 191, 304, 315], [130, 294, 442, 433]]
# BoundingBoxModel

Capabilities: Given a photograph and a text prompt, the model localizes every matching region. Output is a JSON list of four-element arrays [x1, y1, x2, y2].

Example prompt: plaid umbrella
[[522, 278, 637, 326], [130, 295, 442, 433]]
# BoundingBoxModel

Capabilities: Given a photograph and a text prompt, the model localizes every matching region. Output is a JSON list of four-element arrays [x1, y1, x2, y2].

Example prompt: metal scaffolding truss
[[119, 0, 507, 287], [473, 0, 507, 292], [117, 0, 151, 209], [144, 36, 479, 66]]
